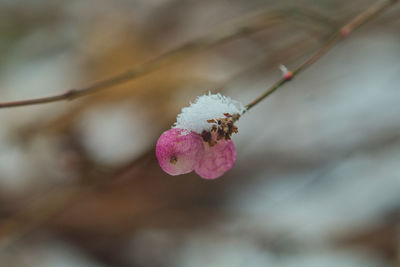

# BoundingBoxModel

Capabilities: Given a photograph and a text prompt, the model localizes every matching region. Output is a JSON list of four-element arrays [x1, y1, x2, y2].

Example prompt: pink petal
[[156, 128, 204, 176], [195, 139, 236, 179]]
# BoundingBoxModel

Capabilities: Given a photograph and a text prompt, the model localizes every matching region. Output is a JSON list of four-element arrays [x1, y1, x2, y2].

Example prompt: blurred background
[[0, 0, 399, 266]]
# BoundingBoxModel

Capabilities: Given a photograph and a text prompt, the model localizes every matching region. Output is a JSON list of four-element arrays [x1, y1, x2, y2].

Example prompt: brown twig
[[244, 0, 398, 112], [0, 6, 343, 109], [0, 12, 286, 108]]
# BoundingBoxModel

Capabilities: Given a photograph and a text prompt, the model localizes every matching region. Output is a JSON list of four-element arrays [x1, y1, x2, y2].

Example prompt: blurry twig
[[0, 11, 286, 108], [245, 0, 398, 111], [0, 6, 338, 109], [215, 33, 323, 93]]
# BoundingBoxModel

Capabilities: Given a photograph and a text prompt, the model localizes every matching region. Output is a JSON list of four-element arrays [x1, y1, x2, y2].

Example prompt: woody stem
[[244, 0, 398, 112]]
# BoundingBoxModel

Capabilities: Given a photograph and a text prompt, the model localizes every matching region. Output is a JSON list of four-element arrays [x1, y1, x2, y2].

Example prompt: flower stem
[[244, 0, 398, 112]]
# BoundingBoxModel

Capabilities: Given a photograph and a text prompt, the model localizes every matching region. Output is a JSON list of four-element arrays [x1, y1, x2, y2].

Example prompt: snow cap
[[173, 92, 245, 134]]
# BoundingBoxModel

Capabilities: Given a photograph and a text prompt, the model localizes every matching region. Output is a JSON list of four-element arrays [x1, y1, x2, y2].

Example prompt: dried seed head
[[203, 113, 240, 145]]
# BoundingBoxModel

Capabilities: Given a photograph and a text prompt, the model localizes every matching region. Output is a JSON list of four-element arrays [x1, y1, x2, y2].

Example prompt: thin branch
[[0, 12, 286, 108], [0, 6, 343, 109], [244, 0, 398, 112]]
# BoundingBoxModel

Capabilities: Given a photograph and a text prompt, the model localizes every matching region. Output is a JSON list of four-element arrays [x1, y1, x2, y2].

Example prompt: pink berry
[[195, 139, 236, 179], [156, 128, 204, 176]]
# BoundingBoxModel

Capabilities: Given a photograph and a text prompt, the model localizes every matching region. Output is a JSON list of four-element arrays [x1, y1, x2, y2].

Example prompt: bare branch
[[0, 6, 342, 109], [0, 11, 286, 108], [245, 0, 398, 112]]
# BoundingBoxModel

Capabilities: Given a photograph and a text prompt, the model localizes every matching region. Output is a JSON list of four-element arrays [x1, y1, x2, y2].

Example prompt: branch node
[[64, 89, 78, 100], [279, 64, 294, 80], [340, 26, 351, 37]]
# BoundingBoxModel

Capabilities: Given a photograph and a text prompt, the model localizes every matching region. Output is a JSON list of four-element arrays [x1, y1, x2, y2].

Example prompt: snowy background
[[0, 0, 399, 266]]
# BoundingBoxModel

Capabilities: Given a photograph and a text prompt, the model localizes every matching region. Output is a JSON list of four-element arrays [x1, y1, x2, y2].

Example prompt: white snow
[[173, 92, 245, 134]]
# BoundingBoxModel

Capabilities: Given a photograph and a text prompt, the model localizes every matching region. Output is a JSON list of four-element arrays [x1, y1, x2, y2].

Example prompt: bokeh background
[[0, 0, 400, 266]]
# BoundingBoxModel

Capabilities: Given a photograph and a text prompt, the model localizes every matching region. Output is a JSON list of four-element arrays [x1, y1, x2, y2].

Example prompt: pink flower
[[156, 128, 236, 179]]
